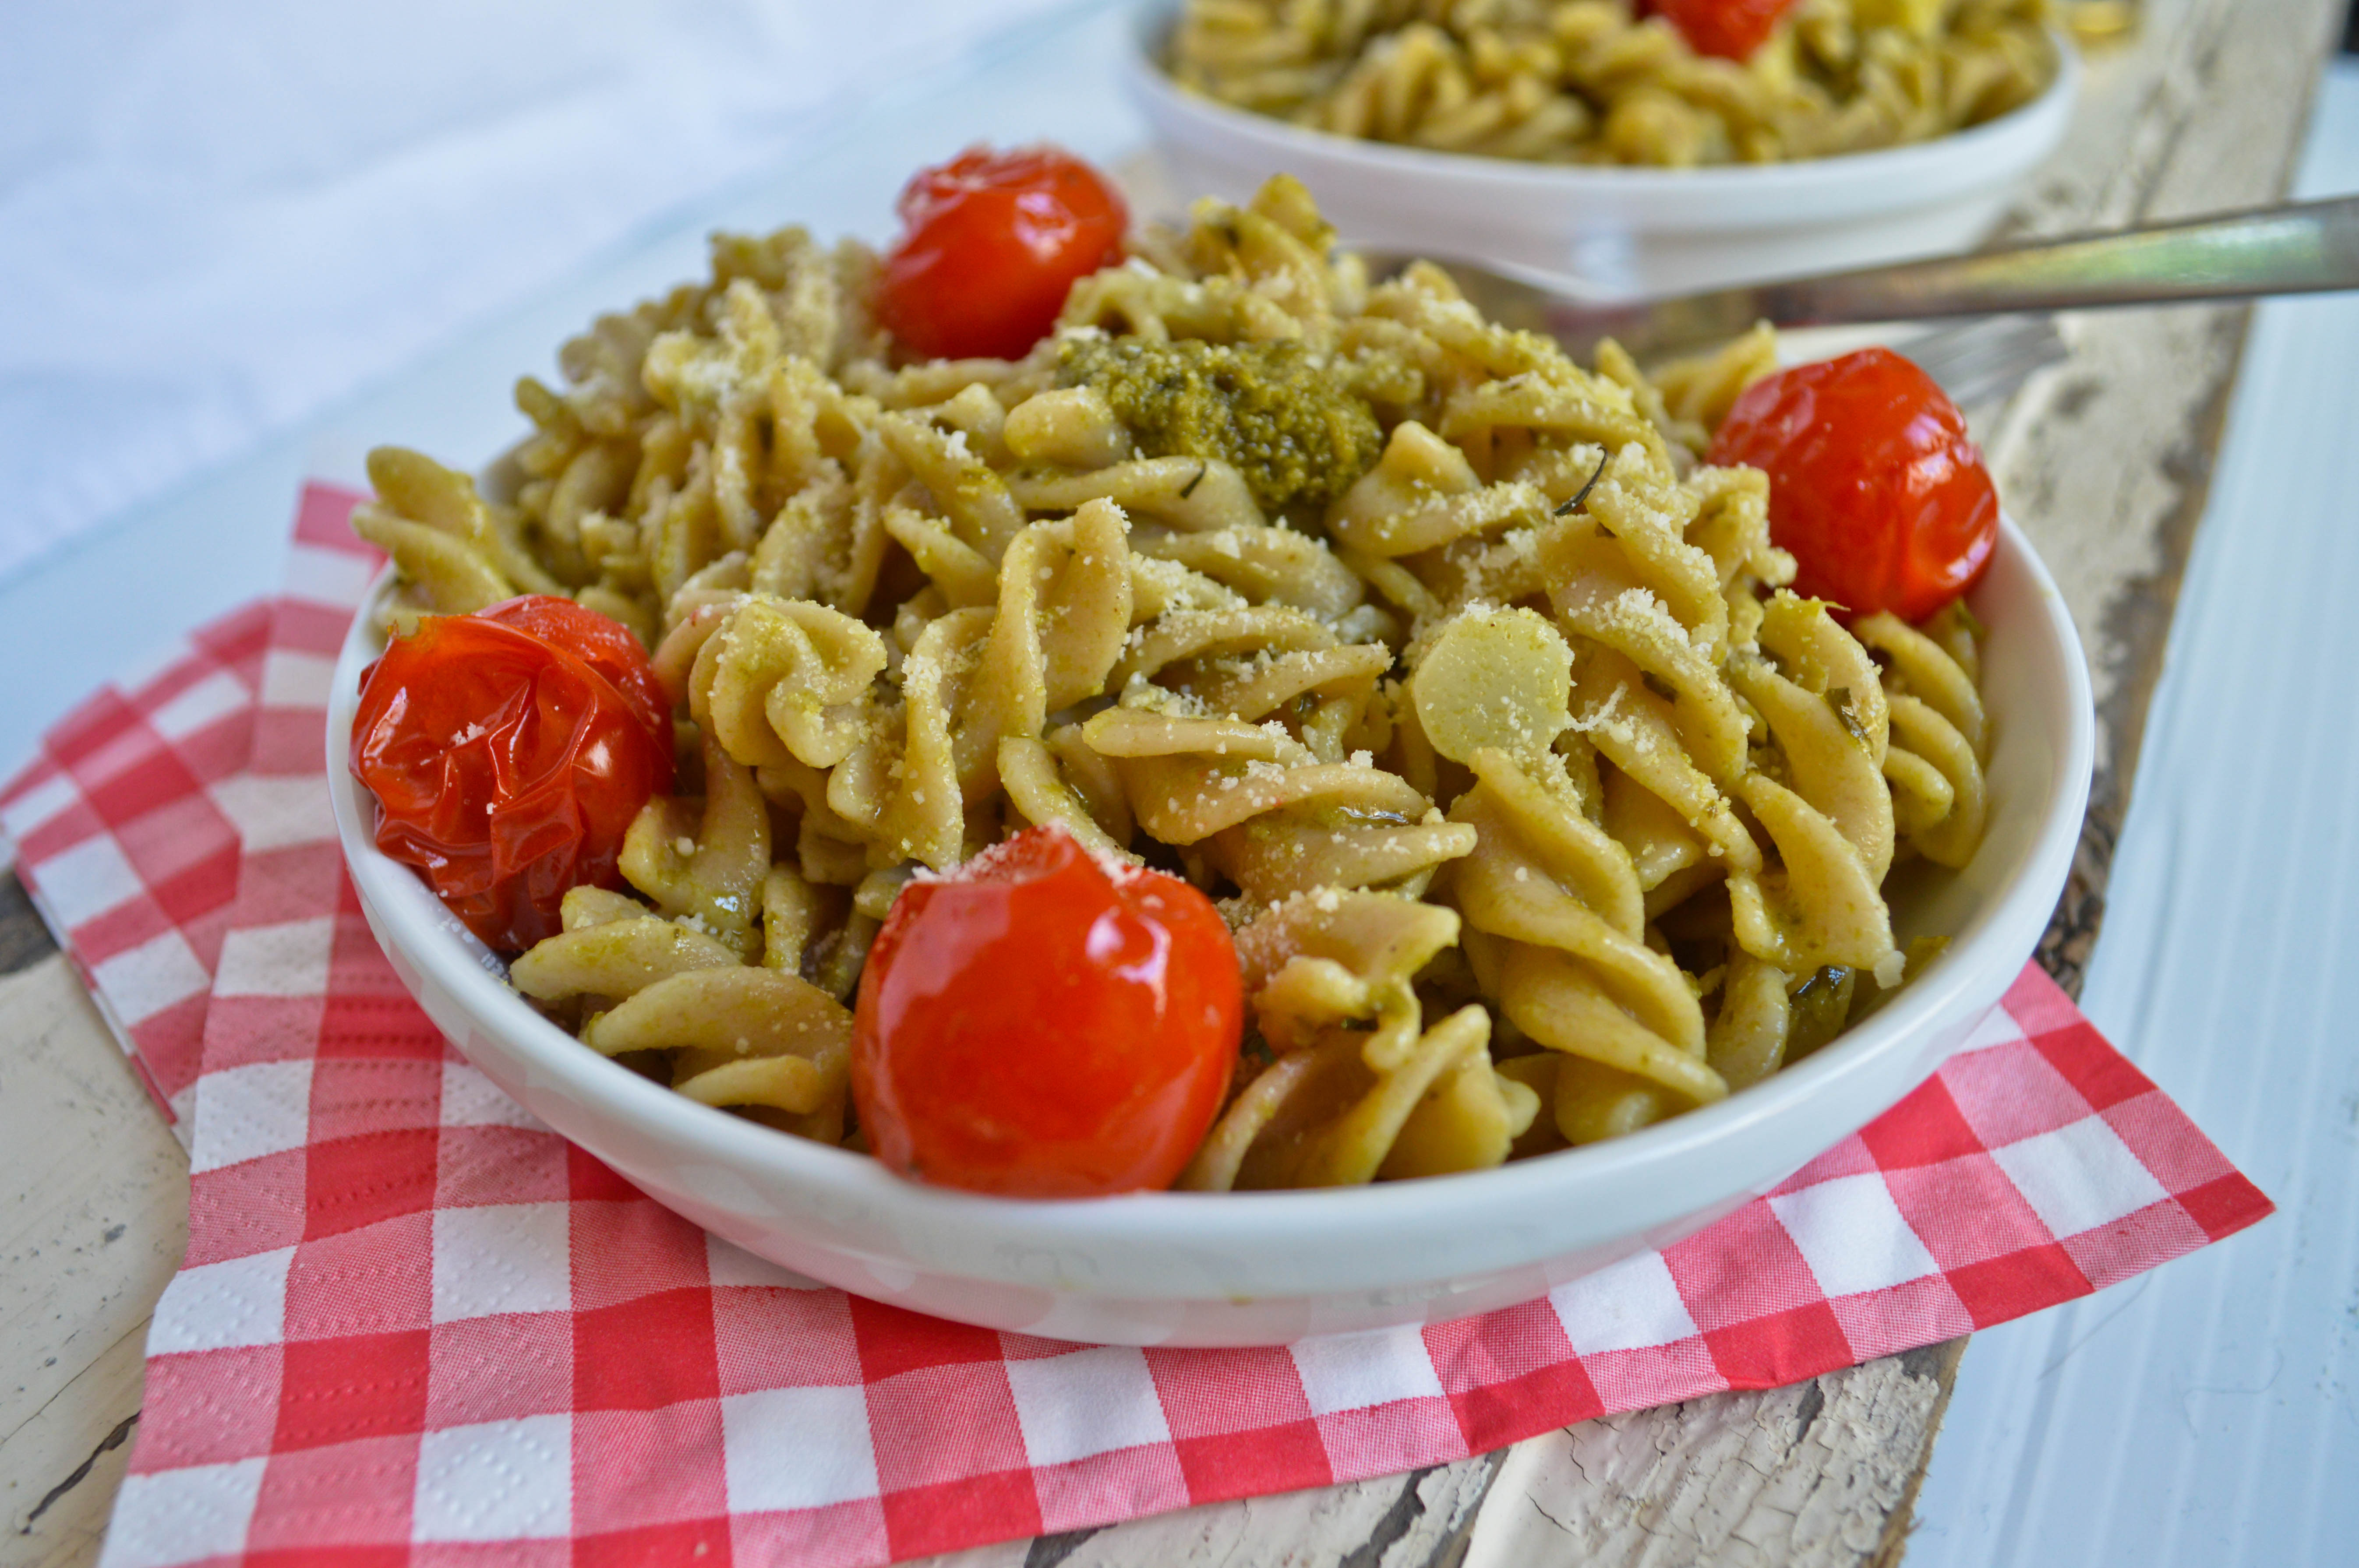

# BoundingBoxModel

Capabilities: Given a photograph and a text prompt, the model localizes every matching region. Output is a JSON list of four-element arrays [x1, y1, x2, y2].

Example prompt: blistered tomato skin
[[350, 605, 672, 953], [1646, 0, 1802, 60], [1708, 347, 1999, 623], [474, 595, 674, 746], [851, 827, 1243, 1198], [874, 146, 1129, 363]]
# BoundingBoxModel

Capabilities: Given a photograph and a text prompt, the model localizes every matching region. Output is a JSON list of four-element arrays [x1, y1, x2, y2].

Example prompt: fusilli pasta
[[361, 173, 1992, 1189], [1166, 0, 2057, 167]]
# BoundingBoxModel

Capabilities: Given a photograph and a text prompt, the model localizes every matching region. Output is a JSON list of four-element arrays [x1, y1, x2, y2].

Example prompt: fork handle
[[1567, 195, 2359, 355], [1759, 194, 2359, 321]]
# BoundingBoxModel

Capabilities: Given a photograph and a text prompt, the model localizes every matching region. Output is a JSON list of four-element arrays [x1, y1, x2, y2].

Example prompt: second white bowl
[[1123, 8, 2080, 296]]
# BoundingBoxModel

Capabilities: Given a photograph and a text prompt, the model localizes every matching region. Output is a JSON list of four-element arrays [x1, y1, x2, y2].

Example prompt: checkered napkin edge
[[0, 484, 372, 1140], [0, 486, 2274, 1568]]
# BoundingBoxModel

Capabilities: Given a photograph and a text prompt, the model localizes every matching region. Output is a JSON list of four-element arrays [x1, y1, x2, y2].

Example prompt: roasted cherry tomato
[[1645, 0, 1801, 60], [851, 826, 1242, 1198], [474, 594, 672, 744], [351, 597, 673, 953], [1707, 347, 1999, 622], [874, 145, 1128, 363]]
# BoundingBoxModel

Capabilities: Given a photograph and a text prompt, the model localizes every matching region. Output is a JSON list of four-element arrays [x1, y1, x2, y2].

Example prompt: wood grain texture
[[3, 1332, 145, 1568], [1990, 0, 2342, 997], [0, 956, 186, 1567], [1456, 1342, 1970, 1568], [918, 1454, 1505, 1568]]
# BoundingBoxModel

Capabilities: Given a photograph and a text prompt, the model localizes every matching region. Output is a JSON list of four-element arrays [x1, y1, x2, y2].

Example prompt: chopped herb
[[1641, 671, 1678, 704], [1784, 964, 1857, 1062], [1553, 449, 1612, 517], [1178, 462, 1207, 500], [1825, 685, 1868, 743]]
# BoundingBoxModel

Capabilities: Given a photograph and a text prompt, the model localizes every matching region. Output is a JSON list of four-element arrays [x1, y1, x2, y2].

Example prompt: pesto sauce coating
[[1059, 337, 1381, 514]]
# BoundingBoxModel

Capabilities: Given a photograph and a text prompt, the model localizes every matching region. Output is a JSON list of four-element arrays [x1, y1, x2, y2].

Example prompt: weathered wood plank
[[1454, 1342, 1966, 1568], [1991, 0, 2342, 997], [0, 956, 187, 1445], [1, 1327, 146, 1568], [0, 955, 187, 1568], [917, 1455, 1504, 1568]]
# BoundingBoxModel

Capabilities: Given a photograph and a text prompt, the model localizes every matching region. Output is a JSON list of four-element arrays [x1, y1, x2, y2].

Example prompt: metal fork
[[1362, 194, 2359, 399], [1883, 315, 2072, 406]]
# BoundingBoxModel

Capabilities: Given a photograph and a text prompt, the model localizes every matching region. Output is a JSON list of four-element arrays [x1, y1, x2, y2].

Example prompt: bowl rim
[[1119, 3, 2083, 207], [328, 511, 2094, 1258]]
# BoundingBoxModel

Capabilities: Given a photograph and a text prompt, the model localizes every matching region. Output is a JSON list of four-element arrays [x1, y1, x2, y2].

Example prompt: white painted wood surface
[[0, 2, 2339, 1564], [1906, 63, 2359, 1568], [2, 955, 185, 1568]]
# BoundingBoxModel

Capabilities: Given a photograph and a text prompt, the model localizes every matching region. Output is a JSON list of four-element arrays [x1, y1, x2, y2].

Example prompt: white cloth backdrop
[[0, 0, 1072, 585]]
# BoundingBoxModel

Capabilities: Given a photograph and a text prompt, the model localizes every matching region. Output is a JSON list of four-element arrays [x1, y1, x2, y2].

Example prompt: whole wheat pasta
[[1165, 0, 2058, 168], [361, 174, 1991, 1189]]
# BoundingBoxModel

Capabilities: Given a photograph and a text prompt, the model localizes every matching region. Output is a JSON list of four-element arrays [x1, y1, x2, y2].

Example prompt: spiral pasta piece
[[1704, 951, 1796, 1092], [510, 887, 853, 1142], [1722, 592, 1902, 975], [1855, 607, 1990, 868], [1086, 705, 1476, 901], [618, 733, 772, 955], [1448, 747, 1726, 1143], [689, 499, 1135, 873], [352, 447, 561, 620], [1182, 890, 1538, 1189]]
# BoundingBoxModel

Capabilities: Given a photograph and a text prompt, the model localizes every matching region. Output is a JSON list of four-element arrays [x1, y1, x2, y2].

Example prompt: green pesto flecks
[[1059, 336, 1381, 514]]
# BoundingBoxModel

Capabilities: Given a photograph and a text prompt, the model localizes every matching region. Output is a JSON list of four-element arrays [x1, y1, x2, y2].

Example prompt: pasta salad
[[347, 149, 1996, 1198], [1166, 0, 2059, 168]]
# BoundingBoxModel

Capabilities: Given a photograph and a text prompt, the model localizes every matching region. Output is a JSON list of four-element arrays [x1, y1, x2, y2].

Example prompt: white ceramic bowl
[[328, 514, 2091, 1347], [1123, 7, 2080, 295]]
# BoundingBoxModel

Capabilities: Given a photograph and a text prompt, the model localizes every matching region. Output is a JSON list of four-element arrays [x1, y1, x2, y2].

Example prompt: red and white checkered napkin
[[0, 484, 371, 1140], [2, 486, 2273, 1568]]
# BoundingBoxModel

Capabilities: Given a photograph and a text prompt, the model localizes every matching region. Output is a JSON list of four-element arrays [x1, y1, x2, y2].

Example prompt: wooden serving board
[[0, 0, 2339, 1561]]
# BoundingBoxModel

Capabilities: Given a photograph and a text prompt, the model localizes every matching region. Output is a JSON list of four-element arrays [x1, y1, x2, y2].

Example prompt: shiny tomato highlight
[[874, 145, 1128, 363], [1645, 0, 1802, 59], [1707, 347, 1999, 623], [475, 594, 673, 744], [851, 826, 1242, 1198], [351, 599, 673, 953]]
